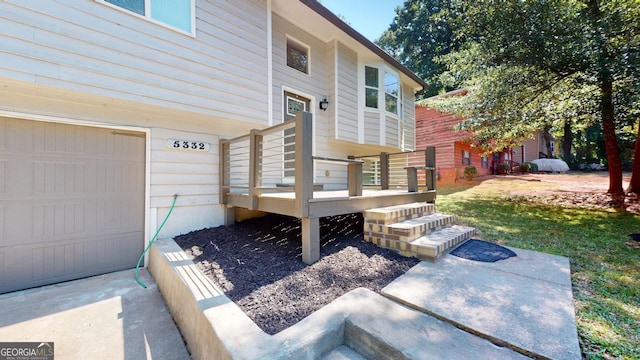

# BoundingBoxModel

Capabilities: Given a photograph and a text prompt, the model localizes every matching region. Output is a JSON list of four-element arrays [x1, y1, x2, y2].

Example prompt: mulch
[[174, 213, 419, 335]]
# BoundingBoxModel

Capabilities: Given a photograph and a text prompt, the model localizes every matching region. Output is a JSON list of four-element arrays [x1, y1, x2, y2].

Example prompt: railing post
[[380, 152, 389, 190], [220, 140, 235, 225], [295, 111, 318, 264], [248, 129, 262, 210], [219, 140, 229, 204], [426, 146, 436, 191], [294, 112, 313, 218], [348, 162, 363, 196]]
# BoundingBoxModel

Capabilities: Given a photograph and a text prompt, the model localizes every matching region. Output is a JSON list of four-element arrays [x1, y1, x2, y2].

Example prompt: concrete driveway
[[0, 269, 190, 360]]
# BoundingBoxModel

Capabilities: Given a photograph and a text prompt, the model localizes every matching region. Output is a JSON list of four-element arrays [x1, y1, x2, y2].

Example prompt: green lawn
[[436, 178, 640, 360]]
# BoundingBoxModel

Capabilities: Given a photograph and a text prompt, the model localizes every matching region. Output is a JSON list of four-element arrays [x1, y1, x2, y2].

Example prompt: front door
[[283, 91, 311, 178]]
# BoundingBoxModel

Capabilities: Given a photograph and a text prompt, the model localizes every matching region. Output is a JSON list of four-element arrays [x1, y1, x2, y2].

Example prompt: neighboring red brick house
[[416, 90, 556, 184], [416, 90, 494, 184]]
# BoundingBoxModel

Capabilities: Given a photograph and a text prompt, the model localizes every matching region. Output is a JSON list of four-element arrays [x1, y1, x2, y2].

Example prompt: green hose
[[135, 194, 178, 288]]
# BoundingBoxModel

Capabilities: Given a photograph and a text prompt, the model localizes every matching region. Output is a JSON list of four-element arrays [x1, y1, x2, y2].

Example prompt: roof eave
[[299, 0, 428, 91]]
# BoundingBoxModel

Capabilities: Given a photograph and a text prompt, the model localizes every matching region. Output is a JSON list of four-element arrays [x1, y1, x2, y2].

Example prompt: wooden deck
[[220, 112, 437, 264], [226, 189, 436, 218]]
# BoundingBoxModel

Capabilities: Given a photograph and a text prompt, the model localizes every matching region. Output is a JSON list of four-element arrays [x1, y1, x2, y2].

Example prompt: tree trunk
[[601, 77, 624, 196], [627, 120, 640, 194], [586, 0, 624, 198], [542, 126, 553, 158], [563, 120, 572, 161]]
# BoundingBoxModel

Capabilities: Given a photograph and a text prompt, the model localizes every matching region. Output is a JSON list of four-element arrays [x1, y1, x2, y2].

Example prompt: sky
[[320, 0, 405, 41]]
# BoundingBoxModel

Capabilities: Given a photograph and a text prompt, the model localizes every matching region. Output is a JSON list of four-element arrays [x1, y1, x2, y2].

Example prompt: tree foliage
[[376, 0, 459, 97], [427, 0, 640, 196]]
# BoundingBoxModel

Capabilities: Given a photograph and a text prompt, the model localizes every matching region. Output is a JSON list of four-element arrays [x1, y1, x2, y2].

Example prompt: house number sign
[[166, 139, 211, 152]]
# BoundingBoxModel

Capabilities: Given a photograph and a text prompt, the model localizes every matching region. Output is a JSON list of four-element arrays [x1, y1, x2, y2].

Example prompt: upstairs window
[[365, 66, 379, 108], [384, 73, 399, 114], [286, 37, 309, 74], [103, 0, 193, 33]]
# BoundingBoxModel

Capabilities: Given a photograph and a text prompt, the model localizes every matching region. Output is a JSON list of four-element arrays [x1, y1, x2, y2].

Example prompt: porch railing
[[220, 111, 436, 218], [351, 147, 436, 192], [220, 112, 363, 218]]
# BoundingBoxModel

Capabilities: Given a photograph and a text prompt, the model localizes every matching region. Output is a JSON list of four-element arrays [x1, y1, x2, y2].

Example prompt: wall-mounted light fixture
[[319, 97, 329, 111]]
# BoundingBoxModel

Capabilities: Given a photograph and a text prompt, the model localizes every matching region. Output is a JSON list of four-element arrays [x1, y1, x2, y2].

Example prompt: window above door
[[286, 36, 310, 75]]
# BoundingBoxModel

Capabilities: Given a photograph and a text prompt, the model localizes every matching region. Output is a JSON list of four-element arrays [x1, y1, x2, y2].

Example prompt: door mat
[[450, 239, 517, 262]]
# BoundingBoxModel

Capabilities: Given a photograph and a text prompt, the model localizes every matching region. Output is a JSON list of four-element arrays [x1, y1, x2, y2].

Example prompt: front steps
[[363, 202, 476, 261]]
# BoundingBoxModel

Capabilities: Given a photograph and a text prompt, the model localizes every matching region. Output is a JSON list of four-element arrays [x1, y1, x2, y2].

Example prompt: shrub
[[463, 165, 478, 180], [524, 162, 539, 172], [519, 163, 531, 173]]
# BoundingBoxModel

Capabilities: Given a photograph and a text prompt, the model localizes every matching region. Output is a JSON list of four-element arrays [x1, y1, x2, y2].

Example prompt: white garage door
[[0, 117, 145, 294]]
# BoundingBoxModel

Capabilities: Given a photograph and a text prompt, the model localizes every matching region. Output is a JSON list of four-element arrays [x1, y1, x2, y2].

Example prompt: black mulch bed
[[174, 213, 419, 335]]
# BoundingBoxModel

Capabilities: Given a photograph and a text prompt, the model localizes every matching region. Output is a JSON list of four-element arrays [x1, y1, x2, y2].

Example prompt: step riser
[[365, 215, 456, 244], [363, 203, 477, 262], [366, 228, 476, 261], [363, 203, 436, 225], [344, 321, 410, 360], [411, 228, 477, 260]]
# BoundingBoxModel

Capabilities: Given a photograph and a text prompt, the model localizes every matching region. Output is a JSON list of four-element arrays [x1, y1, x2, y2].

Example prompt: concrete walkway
[[150, 237, 582, 359], [0, 242, 582, 359], [0, 269, 190, 360], [383, 247, 582, 359]]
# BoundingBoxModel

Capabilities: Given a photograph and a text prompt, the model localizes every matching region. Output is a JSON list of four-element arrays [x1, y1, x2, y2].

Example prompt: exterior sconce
[[319, 97, 329, 111]]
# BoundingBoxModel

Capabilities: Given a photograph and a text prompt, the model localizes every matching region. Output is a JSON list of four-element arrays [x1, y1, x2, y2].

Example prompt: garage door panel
[[0, 117, 145, 294], [3, 231, 143, 291]]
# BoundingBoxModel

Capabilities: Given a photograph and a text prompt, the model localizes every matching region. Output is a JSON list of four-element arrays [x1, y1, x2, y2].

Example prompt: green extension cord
[[135, 194, 178, 288]]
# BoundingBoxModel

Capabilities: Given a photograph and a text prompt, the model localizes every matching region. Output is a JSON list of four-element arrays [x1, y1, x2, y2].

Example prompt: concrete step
[[409, 225, 476, 261], [363, 202, 435, 225], [386, 213, 457, 241], [343, 289, 529, 360], [382, 250, 582, 359], [320, 345, 367, 360]]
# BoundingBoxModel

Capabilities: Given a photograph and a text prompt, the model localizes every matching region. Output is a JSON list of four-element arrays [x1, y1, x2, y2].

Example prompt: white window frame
[[462, 150, 472, 165], [286, 96, 307, 117], [97, 0, 196, 36], [364, 65, 379, 110], [384, 71, 400, 116], [285, 35, 310, 75], [481, 156, 489, 169]]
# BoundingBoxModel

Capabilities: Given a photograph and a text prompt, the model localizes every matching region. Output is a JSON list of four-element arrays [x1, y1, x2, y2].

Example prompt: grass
[[436, 177, 640, 360]]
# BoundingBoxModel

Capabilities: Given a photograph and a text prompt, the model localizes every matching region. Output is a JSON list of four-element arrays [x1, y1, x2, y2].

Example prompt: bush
[[521, 162, 538, 172], [463, 165, 478, 180], [519, 163, 531, 173]]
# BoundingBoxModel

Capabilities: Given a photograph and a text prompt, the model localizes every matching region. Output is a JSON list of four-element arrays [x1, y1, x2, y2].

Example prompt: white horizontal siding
[[0, 0, 270, 125], [149, 128, 218, 208], [386, 117, 399, 148], [364, 112, 379, 145], [402, 84, 416, 150], [336, 42, 358, 143], [327, 40, 337, 137]]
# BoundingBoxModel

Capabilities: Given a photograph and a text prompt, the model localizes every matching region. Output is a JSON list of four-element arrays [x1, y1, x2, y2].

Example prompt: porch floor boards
[[225, 189, 436, 219]]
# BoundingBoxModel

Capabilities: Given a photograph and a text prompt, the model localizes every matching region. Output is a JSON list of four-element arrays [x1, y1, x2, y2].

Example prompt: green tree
[[431, 0, 640, 199], [376, 0, 459, 97]]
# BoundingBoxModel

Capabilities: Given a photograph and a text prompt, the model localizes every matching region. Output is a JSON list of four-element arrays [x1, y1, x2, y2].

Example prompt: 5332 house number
[[166, 139, 211, 152]]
